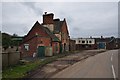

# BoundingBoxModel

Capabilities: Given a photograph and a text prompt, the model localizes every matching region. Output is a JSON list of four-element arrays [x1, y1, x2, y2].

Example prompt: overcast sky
[[1, 1, 118, 38]]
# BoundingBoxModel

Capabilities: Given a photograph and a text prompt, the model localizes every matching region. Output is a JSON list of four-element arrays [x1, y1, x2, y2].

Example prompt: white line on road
[[111, 53, 116, 80], [112, 65, 116, 80], [111, 56, 113, 61], [111, 53, 113, 61]]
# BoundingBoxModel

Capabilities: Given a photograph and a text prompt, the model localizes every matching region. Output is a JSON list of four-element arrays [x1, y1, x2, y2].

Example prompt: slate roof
[[53, 20, 64, 33], [94, 37, 116, 43], [116, 38, 120, 43], [43, 27, 60, 42]]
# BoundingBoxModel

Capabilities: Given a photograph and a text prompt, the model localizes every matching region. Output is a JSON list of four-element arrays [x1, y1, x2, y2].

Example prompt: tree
[[2, 33, 12, 50]]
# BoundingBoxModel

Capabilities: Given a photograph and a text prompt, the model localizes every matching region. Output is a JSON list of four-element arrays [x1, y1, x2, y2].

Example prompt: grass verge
[[2, 50, 80, 79]]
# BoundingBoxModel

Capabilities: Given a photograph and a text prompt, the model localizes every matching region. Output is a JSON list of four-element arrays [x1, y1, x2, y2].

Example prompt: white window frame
[[24, 44, 29, 51]]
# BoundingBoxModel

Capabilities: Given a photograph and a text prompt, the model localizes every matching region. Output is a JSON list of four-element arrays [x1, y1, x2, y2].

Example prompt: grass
[[2, 60, 41, 78], [2, 50, 80, 79]]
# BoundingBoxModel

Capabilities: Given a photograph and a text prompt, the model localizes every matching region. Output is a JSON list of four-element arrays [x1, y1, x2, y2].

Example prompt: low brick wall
[[2, 52, 20, 68]]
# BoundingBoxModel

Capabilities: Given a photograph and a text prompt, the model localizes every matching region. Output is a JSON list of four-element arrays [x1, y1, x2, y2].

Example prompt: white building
[[75, 38, 95, 45], [72, 38, 96, 50]]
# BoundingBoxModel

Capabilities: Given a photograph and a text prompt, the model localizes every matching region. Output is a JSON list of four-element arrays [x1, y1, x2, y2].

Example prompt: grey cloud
[[2, 2, 41, 36], [2, 23, 30, 36], [0, 3, 2, 31], [21, 2, 43, 16], [2, 2, 118, 38]]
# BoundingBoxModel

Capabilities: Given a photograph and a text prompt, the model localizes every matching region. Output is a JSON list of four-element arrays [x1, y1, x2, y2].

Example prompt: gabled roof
[[63, 18, 69, 34], [24, 21, 59, 42], [26, 21, 46, 37]]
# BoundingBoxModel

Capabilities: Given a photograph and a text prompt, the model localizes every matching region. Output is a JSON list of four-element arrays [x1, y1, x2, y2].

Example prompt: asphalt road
[[51, 50, 118, 78]]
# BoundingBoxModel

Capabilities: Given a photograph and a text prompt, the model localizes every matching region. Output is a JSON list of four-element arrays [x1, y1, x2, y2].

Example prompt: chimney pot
[[45, 12, 47, 14]]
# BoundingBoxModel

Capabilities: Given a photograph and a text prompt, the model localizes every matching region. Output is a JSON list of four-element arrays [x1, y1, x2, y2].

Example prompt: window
[[62, 33, 64, 38], [89, 41, 92, 43], [79, 40, 81, 43], [24, 44, 29, 51], [82, 41, 85, 43], [87, 41, 88, 43]]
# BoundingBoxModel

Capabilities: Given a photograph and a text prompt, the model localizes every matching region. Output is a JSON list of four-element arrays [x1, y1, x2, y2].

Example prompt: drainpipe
[[50, 38, 52, 46]]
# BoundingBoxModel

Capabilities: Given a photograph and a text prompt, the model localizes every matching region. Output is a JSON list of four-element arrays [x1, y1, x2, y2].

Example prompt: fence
[[2, 52, 20, 68]]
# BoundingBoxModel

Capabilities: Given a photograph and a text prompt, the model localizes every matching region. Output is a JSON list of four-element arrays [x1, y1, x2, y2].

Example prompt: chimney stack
[[43, 12, 54, 24]]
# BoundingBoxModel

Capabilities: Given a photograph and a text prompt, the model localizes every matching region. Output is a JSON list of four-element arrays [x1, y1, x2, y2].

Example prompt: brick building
[[42, 12, 70, 52], [95, 36, 120, 49], [20, 12, 70, 57], [74, 36, 120, 50], [74, 38, 96, 50], [69, 39, 76, 51]]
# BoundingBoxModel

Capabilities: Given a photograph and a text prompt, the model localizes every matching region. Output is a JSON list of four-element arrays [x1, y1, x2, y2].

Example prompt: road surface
[[51, 50, 118, 78]]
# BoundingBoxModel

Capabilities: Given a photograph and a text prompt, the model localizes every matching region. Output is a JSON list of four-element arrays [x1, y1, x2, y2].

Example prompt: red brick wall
[[20, 37, 37, 57], [61, 20, 69, 43], [61, 21, 69, 35], [69, 40, 76, 51], [24, 23, 49, 42], [61, 20, 69, 51], [37, 37, 51, 47], [106, 43, 116, 50], [20, 37, 51, 57], [76, 44, 96, 50]]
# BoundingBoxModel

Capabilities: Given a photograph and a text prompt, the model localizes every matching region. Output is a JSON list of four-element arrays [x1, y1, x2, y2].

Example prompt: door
[[38, 46, 45, 57], [60, 43, 62, 53], [98, 42, 105, 49]]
